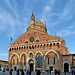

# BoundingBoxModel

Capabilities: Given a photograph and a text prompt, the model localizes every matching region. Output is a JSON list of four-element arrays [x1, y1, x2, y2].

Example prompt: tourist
[[72, 68, 74, 75], [57, 69, 61, 75], [74, 69, 75, 75], [55, 69, 57, 75], [36, 70, 41, 75], [21, 70, 24, 75], [17, 69, 19, 75], [26, 70, 29, 75], [9, 69, 12, 75], [51, 70, 54, 75], [3, 68, 5, 73], [25, 69, 27, 75], [29, 70, 31, 75]]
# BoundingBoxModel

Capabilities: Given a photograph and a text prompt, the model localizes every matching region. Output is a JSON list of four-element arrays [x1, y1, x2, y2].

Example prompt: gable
[[11, 29, 57, 45]]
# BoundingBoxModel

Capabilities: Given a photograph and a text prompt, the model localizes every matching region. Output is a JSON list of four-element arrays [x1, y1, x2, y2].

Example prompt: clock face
[[30, 37, 34, 42]]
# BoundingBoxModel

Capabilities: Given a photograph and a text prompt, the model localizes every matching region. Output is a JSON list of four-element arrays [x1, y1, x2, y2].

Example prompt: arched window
[[37, 45, 39, 48], [17, 58, 18, 64], [10, 48, 11, 51], [47, 44, 49, 48], [53, 43, 55, 46], [35, 45, 36, 48], [27, 46, 28, 49], [21, 47, 23, 49], [57, 43, 59, 48], [29, 46, 31, 49], [54, 57, 55, 64], [44, 44, 45, 48], [19, 47, 20, 50], [24, 56, 26, 65], [50, 44, 52, 48], [13, 59, 15, 64], [48, 57, 49, 65], [24, 46, 25, 49], [12, 48, 13, 50], [40, 44, 42, 48], [32, 46, 34, 49], [17, 47, 18, 50]]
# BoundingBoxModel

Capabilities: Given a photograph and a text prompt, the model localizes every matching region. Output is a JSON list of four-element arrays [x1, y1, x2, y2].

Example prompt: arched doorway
[[11, 54, 19, 66], [45, 51, 58, 71], [49, 66, 53, 73], [14, 66, 17, 71], [29, 59, 34, 71], [21, 54, 26, 69], [64, 63, 69, 72]]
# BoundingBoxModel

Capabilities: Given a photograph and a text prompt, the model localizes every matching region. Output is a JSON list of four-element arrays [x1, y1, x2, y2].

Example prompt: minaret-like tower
[[31, 13, 35, 28]]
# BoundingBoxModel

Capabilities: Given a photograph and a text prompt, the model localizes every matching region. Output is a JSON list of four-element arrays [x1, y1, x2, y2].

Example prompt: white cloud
[[0, 0, 31, 39], [59, 28, 75, 37], [44, 5, 52, 12], [41, 0, 75, 27], [0, 53, 8, 56]]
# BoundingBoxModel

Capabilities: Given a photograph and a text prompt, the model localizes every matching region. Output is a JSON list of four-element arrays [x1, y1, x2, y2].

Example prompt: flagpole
[[10, 37, 12, 45]]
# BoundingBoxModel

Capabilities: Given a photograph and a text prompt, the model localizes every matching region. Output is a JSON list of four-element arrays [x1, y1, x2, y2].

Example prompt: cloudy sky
[[0, 0, 75, 61]]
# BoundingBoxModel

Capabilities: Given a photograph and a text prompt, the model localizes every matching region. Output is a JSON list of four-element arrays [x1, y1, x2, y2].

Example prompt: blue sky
[[0, 0, 75, 61]]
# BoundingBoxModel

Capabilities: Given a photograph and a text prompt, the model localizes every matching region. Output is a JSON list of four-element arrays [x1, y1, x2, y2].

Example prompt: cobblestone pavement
[[0, 71, 73, 75]]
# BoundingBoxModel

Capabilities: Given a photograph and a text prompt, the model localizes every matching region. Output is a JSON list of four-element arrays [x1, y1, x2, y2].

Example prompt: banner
[[36, 57, 42, 68]]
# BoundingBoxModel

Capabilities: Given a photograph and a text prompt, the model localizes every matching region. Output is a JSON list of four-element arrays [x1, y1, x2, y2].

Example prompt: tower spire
[[55, 32, 57, 37], [31, 13, 35, 21]]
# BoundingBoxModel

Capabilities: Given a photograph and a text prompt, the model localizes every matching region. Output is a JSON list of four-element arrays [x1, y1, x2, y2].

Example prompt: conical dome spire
[[31, 13, 35, 21], [55, 32, 57, 37]]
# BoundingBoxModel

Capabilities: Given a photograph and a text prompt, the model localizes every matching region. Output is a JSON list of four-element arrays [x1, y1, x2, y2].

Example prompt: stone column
[[26, 62, 29, 70], [42, 56, 46, 71], [34, 57, 35, 71]]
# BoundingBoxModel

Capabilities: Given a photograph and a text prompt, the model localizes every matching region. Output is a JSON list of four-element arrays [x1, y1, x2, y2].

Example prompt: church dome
[[27, 13, 47, 33], [28, 20, 46, 28]]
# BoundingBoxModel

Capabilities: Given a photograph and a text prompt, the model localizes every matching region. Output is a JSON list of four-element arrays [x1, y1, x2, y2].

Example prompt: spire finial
[[31, 13, 35, 21], [32, 12, 34, 17], [44, 21, 46, 24]]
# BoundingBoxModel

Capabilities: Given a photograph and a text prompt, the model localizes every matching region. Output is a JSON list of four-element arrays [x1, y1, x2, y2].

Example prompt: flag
[[10, 37, 13, 41]]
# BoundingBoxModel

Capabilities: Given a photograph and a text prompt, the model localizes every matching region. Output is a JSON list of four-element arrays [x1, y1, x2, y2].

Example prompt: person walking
[[51, 70, 54, 75], [29, 70, 31, 75], [72, 68, 74, 75], [36, 70, 41, 75], [74, 69, 75, 75], [9, 69, 12, 75], [58, 69, 61, 75], [17, 69, 19, 75], [21, 70, 24, 75], [55, 69, 57, 75], [25, 69, 27, 75], [26, 70, 29, 75]]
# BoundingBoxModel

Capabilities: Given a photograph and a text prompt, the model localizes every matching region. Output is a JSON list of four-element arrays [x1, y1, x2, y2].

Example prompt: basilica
[[9, 13, 75, 72]]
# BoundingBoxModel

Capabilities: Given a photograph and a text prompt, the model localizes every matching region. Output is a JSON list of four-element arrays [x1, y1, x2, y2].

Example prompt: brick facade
[[8, 13, 75, 72]]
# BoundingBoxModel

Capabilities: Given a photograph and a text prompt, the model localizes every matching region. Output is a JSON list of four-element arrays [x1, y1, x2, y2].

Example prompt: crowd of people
[[2, 68, 75, 75], [9, 69, 41, 75], [72, 68, 75, 75]]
